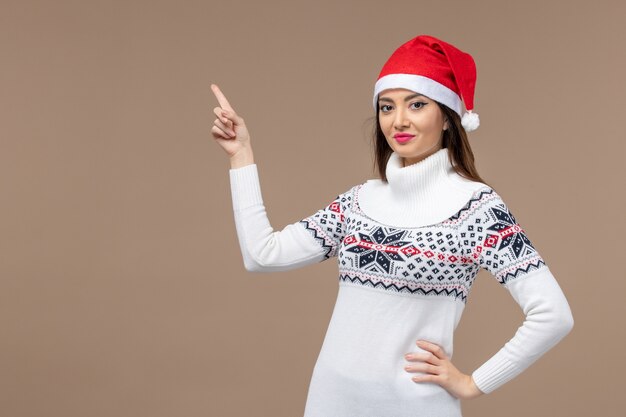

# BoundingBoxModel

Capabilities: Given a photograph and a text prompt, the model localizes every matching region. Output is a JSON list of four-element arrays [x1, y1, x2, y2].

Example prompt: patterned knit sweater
[[228, 147, 574, 417]]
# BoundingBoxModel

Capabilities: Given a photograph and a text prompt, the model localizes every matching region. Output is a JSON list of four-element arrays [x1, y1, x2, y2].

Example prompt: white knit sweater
[[228, 147, 574, 417]]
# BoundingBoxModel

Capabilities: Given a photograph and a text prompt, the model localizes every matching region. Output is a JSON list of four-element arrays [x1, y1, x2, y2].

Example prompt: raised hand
[[210, 83, 252, 158]]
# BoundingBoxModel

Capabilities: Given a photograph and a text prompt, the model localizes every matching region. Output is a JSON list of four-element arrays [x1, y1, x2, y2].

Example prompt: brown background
[[1, 0, 624, 416]]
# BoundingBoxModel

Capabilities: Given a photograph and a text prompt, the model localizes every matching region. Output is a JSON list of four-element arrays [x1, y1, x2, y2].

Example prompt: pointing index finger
[[210, 84, 235, 112]]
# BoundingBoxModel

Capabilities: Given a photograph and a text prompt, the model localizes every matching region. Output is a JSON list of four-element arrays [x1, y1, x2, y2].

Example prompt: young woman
[[211, 34, 574, 417]]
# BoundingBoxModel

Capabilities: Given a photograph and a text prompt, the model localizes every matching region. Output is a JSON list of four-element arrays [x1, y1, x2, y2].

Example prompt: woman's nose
[[394, 108, 409, 127]]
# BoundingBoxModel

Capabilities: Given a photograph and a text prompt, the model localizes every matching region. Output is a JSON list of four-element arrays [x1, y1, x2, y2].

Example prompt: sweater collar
[[385, 147, 453, 202], [356, 147, 488, 228]]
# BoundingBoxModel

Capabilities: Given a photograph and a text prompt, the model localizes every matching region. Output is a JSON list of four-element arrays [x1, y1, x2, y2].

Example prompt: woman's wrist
[[467, 374, 485, 398], [230, 146, 255, 169]]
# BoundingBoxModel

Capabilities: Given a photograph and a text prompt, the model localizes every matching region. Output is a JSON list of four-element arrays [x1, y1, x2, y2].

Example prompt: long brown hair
[[369, 101, 492, 188]]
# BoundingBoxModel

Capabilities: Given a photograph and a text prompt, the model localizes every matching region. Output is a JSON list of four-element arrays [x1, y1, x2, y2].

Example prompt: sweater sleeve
[[229, 163, 352, 272], [459, 188, 574, 394]]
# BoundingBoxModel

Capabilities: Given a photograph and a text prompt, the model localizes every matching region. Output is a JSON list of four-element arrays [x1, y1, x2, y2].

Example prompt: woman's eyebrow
[[378, 93, 425, 103]]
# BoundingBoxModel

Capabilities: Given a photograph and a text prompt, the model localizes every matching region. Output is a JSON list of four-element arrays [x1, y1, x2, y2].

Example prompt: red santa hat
[[373, 34, 480, 132]]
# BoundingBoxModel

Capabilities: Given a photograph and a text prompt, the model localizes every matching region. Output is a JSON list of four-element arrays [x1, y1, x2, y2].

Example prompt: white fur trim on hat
[[373, 73, 462, 116]]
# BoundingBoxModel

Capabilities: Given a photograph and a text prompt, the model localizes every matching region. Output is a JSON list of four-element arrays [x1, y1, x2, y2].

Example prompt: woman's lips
[[394, 134, 415, 143]]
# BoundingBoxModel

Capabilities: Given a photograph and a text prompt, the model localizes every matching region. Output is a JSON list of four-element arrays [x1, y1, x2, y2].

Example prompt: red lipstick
[[393, 133, 415, 143]]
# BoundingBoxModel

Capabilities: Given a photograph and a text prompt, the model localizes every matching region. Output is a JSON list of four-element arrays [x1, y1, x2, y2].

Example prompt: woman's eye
[[379, 104, 392, 112], [410, 102, 427, 109]]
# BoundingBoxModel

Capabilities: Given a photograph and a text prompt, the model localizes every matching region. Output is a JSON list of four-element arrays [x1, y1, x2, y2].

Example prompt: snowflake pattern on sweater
[[298, 184, 547, 303]]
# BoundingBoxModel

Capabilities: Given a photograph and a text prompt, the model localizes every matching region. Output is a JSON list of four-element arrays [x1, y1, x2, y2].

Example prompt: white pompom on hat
[[373, 34, 480, 132]]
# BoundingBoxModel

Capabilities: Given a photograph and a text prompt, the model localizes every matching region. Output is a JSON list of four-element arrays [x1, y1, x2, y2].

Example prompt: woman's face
[[377, 88, 448, 167]]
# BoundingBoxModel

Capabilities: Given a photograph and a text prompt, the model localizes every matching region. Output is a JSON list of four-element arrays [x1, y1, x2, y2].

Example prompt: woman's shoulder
[[455, 184, 521, 228]]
